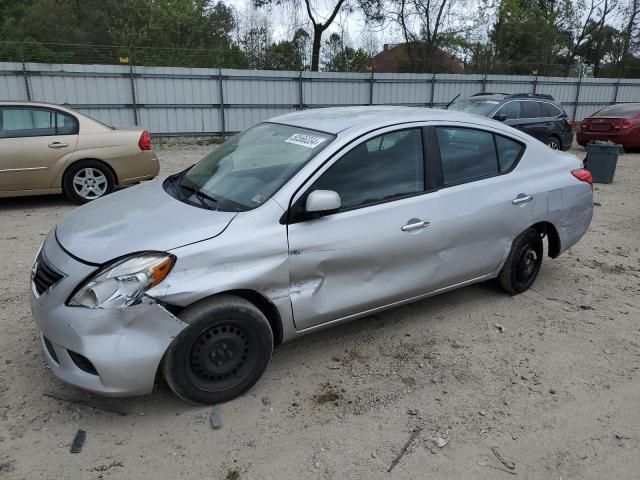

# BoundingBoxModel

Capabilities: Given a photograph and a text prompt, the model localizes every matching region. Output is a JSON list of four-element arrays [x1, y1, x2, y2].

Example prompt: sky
[[220, 0, 403, 53]]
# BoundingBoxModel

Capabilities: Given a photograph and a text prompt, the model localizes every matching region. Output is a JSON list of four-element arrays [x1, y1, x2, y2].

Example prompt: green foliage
[[0, 0, 638, 75], [0, 0, 248, 67], [263, 29, 310, 71], [322, 33, 370, 72], [490, 0, 574, 74]]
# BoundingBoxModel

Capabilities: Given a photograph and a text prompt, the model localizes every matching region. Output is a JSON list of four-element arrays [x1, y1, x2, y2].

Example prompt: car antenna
[[445, 94, 461, 109]]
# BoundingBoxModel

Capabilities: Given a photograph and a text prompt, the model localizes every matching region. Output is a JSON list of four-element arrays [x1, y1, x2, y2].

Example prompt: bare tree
[[254, 0, 382, 71], [619, 0, 640, 75], [303, 0, 347, 70], [391, 0, 462, 72], [567, 0, 617, 64]]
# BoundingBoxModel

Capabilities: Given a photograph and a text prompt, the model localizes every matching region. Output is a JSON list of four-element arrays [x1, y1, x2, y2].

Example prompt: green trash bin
[[585, 142, 623, 184]]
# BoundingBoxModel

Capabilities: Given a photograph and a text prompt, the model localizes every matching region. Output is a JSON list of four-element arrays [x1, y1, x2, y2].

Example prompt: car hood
[[56, 179, 237, 264]]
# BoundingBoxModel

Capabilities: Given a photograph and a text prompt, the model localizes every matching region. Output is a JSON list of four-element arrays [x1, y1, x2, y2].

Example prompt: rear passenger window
[[540, 102, 561, 117], [522, 102, 542, 118], [435, 127, 499, 185], [313, 128, 424, 210], [495, 135, 524, 172]]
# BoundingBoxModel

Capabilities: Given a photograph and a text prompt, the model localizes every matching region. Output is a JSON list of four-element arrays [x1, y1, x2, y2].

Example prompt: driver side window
[[312, 128, 425, 211]]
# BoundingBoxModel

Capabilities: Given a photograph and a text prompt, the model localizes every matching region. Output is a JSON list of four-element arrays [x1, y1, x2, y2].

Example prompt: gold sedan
[[0, 101, 159, 203]]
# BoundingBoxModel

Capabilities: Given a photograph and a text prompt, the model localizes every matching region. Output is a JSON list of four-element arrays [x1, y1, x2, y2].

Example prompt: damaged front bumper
[[30, 232, 187, 397]]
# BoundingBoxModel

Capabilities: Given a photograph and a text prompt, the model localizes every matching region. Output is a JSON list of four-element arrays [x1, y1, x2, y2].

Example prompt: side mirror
[[305, 190, 341, 216], [493, 114, 507, 122]]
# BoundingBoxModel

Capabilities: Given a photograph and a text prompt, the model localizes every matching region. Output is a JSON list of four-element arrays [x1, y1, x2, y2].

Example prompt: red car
[[578, 103, 640, 149]]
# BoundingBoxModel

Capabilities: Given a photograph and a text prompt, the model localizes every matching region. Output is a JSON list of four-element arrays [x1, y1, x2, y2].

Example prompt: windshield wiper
[[178, 180, 218, 210], [445, 93, 461, 109]]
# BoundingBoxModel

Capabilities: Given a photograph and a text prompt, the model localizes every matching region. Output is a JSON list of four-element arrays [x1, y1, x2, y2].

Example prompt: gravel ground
[[0, 142, 638, 479]]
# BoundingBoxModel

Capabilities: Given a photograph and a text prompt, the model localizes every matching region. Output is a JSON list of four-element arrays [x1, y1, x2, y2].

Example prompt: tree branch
[[320, 0, 347, 32]]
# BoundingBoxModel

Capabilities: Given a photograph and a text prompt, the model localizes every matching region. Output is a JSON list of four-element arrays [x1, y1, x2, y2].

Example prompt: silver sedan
[[30, 107, 594, 404]]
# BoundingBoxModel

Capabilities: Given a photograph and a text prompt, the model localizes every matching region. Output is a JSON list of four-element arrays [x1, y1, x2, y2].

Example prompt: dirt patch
[[90, 461, 124, 472], [312, 382, 343, 405], [225, 468, 241, 480]]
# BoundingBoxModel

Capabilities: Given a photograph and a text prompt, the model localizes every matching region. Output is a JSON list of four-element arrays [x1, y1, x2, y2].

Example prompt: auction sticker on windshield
[[285, 133, 326, 149]]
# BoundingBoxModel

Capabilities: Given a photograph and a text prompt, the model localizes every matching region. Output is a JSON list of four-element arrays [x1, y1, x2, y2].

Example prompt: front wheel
[[162, 295, 273, 405], [498, 228, 543, 294]]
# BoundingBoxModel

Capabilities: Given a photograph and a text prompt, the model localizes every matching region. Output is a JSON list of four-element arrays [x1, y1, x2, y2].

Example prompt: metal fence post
[[22, 62, 32, 101], [429, 73, 436, 107], [532, 75, 538, 94], [369, 66, 375, 105], [298, 71, 304, 110], [218, 68, 226, 138], [572, 74, 582, 120], [129, 64, 139, 126], [481, 72, 488, 93], [613, 77, 621, 104]]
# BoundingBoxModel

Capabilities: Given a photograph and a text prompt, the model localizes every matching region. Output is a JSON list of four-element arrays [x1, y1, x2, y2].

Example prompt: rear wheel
[[162, 295, 273, 405], [63, 160, 115, 204], [498, 228, 544, 294], [548, 136, 561, 150]]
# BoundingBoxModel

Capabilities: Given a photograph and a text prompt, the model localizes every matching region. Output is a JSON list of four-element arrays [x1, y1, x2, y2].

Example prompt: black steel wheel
[[498, 228, 544, 294], [162, 295, 273, 405], [187, 321, 256, 392]]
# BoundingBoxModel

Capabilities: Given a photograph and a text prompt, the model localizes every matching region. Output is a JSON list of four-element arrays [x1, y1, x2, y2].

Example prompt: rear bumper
[[555, 183, 594, 254], [560, 131, 574, 150], [30, 231, 187, 397], [577, 129, 640, 148], [118, 151, 160, 185]]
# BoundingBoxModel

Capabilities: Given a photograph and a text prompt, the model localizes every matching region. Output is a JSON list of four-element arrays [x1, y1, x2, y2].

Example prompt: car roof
[[269, 106, 485, 134], [0, 100, 79, 113], [1, 100, 65, 107], [467, 94, 507, 101]]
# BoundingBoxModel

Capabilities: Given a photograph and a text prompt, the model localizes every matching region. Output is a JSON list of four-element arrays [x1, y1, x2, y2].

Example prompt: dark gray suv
[[448, 93, 574, 150]]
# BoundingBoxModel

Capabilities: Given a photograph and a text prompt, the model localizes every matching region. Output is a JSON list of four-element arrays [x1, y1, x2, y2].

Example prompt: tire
[[498, 228, 544, 295], [548, 136, 561, 150], [162, 295, 274, 405], [62, 160, 115, 204]]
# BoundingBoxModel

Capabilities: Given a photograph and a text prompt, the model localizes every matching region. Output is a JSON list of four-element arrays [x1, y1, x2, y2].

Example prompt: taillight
[[571, 168, 593, 189], [620, 119, 635, 129], [580, 120, 589, 131], [567, 119, 575, 129], [138, 130, 152, 150]]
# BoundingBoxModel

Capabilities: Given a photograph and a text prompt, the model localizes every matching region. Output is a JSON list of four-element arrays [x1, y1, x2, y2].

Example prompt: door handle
[[48, 142, 68, 148], [401, 220, 430, 232], [512, 194, 533, 205]]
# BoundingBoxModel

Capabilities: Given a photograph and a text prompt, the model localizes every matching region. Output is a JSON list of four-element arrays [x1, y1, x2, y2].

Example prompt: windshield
[[173, 123, 334, 211], [448, 98, 500, 116]]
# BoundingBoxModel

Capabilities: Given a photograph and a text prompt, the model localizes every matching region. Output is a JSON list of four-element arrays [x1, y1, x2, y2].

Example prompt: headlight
[[68, 253, 175, 309]]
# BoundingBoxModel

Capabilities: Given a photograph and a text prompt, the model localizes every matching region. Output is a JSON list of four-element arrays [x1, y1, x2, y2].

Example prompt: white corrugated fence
[[1, 62, 639, 135]]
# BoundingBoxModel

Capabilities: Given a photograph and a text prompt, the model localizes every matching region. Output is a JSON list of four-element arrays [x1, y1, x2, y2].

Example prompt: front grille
[[68, 350, 98, 375], [32, 252, 64, 295], [43, 336, 59, 364]]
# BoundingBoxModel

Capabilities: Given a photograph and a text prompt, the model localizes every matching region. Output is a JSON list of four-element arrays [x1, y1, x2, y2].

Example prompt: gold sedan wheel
[[63, 160, 115, 204], [73, 168, 108, 200]]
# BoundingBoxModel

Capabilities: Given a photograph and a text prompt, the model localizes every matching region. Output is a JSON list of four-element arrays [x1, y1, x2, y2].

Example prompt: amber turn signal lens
[[150, 257, 174, 288]]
